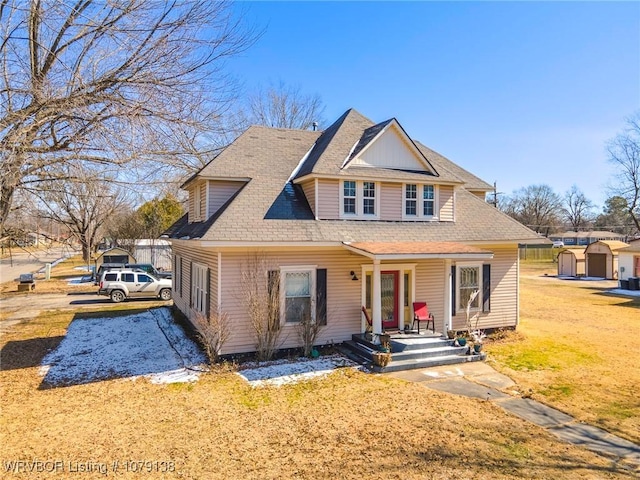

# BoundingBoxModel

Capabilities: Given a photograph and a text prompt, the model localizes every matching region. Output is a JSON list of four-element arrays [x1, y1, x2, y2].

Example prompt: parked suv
[[98, 269, 172, 303]]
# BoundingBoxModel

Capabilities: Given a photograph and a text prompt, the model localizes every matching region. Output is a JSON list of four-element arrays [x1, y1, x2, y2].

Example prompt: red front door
[[381, 271, 399, 329]]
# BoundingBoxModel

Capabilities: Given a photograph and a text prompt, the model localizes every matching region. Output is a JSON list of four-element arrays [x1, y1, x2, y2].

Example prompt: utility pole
[[491, 181, 503, 208]]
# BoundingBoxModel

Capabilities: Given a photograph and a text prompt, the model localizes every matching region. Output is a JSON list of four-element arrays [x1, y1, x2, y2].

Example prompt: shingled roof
[[166, 108, 541, 244]]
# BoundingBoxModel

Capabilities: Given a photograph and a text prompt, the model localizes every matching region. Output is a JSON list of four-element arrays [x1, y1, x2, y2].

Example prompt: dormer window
[[404, 183, 438, 220], [340, 180, 379, 219]]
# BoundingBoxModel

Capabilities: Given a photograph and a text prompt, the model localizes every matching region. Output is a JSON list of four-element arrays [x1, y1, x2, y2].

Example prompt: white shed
[[617, 242, 640, 282], [584, 240, 629, 279], [557, 248, 585, 277]]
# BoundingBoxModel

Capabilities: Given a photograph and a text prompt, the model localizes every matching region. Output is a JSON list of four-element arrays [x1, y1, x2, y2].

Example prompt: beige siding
[[439, 185, 454, 222], [207, 181, 244, 218], [317, 179, 339, 219], [380, 182, 402, 220], [300, 179, 316, 218], [451, 246, 518, 331], [199, 183, 206, 219], [187, 186, 195, 223], [170, 244, 520, 355]]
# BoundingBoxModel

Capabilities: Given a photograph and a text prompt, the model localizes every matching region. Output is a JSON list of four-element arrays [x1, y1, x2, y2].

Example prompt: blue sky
[[228, 2, 640, 210]]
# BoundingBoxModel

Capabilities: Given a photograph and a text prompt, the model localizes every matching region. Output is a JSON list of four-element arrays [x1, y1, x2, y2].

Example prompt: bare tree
[[34, 165, 125, 262], [239, 253, 283, 361], [0, 0, 257, 232], [606, 112, 640, 233], [562, 185, 594, 231], [192, 310, 231, 364], [240, 81, 325, 130], [500, 184, 562, 234]]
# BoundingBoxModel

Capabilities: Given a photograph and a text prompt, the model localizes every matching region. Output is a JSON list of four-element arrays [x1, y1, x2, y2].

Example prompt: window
[[137, 274, 152, 283], [402, 184, 437, 219], [404, 272, 410, 307], [423, 185, 435, 216], [104, 273, 117, 282], [281, 267, 316, 324], [405, 184, 417, 216], [122, 273, 135, 283], [635, 256, 640, 277], [284, 271, 312, 323], [340, 180, 379, 218], [191, 263, 208, 315], [458, 265, 480, 311], [343, 181, 356, 214], [363, 182, 376, 215]]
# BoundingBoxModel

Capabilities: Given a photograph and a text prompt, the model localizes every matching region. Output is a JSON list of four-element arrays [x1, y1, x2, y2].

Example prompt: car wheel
[[159, 288, 172, 301], [110, 290, 126, 303]]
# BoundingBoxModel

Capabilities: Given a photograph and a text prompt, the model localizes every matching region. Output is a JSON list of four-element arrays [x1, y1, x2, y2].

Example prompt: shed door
[[559, 253, 573, 276], [588, 254, 607, 278]]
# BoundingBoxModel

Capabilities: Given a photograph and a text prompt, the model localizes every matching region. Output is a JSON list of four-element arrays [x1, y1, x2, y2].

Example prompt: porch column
[[372, 259, 383, 335], [443, 259, 452, 336]]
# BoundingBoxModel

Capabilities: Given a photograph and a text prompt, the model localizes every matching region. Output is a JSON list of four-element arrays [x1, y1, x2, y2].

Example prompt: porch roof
[[343, 241, 493, 260]]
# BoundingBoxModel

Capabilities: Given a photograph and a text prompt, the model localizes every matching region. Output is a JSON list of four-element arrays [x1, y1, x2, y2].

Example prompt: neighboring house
[[584, 240, 629, 279], [549, 231, 626, 246], [617, 242, 640, 283], [557, 248, 585, 277], [164, 109, 544, 356]]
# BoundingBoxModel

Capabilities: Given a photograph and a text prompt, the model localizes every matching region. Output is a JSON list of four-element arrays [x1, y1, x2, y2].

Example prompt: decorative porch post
[[372, 259, 383, 337], [443, 259, 452, 337]]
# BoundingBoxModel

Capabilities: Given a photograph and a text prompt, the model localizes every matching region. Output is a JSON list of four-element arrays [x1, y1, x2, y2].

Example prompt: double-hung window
[[457, 265, 480, 311], [191, 262, 208, 315], [405, 184, 417, 216], [281, 267, 316, 324], [423, 185, 435, 216], [343, 181, 356, 215], [363, 182, 376, 215]]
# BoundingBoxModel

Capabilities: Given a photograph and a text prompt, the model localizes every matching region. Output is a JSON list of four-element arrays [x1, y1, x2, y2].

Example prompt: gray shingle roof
[[166, 109, 541, 244]]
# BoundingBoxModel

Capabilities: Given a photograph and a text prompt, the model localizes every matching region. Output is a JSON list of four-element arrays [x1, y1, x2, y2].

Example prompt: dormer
[[183, 176, 247, 224]]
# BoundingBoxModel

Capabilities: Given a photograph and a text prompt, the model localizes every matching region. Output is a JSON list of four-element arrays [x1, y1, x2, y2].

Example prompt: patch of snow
[[39, 307, 206, 386], [67, 276, 94, 285], [607, 288, 640, 297], [237, 355, 357, 388]]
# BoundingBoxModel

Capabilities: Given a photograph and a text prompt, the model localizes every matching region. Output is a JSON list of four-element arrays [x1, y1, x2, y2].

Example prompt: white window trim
[[339, 180, 380, 219], [191, 262, 208, 315], [456, 262, 482, 313], [193, 185, 202, 222], [279, 265, 317, 325], [402, 183, 439, 221]]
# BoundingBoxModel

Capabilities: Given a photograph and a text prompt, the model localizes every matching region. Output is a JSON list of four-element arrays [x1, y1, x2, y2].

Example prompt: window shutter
[[451, 265, 456, 317], [206, 268, 211, 319], [188, 261, 192, 308], [316, 269, 327, 326], [482, 264, 491, 312], [267, 270, 280, 331], [179, 257, 183, 296]]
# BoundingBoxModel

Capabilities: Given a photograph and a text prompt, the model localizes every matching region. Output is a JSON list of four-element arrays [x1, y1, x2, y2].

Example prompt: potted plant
[[471, 329, 486, 354], [372, 346, 391, 367]]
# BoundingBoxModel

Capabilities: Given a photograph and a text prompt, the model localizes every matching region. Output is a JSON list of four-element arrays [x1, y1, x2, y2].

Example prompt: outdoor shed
[[617, 242, 640, 283], [584, 240, 629, 279], [94, 247, 136, 269], [557, 248, 585, 277]]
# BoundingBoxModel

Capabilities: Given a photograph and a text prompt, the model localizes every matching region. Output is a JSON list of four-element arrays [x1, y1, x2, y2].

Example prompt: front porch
[[342, 330, 487, 373]]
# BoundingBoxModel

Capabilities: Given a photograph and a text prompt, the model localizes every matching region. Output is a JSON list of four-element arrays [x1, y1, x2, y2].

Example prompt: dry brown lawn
[[487, 261, 640, 445], [0, 259, 638, 478]]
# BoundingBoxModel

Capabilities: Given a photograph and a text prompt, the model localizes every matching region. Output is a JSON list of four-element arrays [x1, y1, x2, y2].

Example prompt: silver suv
[[98, 270, 172, 303]]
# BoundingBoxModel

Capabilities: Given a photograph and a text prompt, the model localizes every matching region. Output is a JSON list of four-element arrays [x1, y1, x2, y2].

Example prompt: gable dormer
[[343, 119, 438, 175], [185, 177, 246, 224]]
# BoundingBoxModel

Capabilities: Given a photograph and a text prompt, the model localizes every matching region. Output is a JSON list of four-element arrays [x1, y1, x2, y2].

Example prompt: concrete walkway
[[388, 362, 640, 471]]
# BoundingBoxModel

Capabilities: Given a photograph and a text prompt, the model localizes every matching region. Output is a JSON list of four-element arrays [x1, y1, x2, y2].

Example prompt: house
[[557, 248, 585, 277], [584, 240, 629, 279], [165, 109, 543, 360], [131, 239, 172, 271], [549, 231, 626, 246], [617, 241, 640, 288]]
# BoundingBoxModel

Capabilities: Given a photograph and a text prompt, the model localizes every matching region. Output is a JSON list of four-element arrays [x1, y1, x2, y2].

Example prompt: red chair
[[361, 306, 373, 332], [412, 302, 435, 334]]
